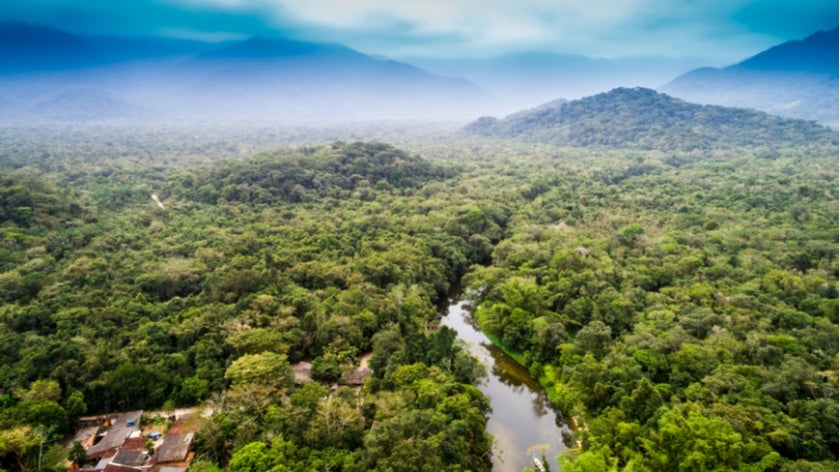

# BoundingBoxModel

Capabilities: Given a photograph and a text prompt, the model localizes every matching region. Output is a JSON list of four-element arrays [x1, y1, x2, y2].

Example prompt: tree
[[17, 380, 61, 403], [17, 401, 68, 434], [644, 405, 770, 471], [187, 458, 224, 472], [63, 390, 87, 426], [40, 442, 69, 472], [0, 426, 39, 472], [68, 440, 87, 468], [227, 442, 274, 472], [224, 352, 293, 411], [103, 363, 168, 410], [368, 328, 404, 381], [560, 447, 618, 472], [305, 390, 364, 449], [574, 320, 612, 359]]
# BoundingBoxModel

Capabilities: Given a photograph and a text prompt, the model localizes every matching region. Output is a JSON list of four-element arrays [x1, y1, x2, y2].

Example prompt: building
[[153, 433, 194, 465], [86, 411, 143, 460]]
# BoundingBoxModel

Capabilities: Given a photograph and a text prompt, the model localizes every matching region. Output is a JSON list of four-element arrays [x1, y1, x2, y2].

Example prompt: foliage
[[463, 141, 838, 470], [68, 441, 86, 468], [0, 119, 836, 472]]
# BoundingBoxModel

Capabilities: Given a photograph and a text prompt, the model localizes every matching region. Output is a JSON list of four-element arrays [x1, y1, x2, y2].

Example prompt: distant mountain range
[[464, 87, 837, 150], [1, 22, 837, 126], [408, 52, 704, 111], [660, 28, 838, 126], [0, 22, 493, 123]]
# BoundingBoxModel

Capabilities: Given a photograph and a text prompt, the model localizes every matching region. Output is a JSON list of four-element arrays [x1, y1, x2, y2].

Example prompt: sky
[[2, 0, 837, 63]]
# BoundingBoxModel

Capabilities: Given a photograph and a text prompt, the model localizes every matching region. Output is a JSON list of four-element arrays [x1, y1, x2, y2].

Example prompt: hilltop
[[464, 87, 837, 150], [174, 141, 455, 205]]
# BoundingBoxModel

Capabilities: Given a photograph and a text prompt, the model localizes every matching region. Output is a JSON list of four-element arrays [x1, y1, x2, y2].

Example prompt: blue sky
[[2, 0, 837, 63]]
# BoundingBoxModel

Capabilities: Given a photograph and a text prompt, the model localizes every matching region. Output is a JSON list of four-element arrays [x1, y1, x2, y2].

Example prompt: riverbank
[[442, 299, 567, 472], [471, 302, 568, 410]]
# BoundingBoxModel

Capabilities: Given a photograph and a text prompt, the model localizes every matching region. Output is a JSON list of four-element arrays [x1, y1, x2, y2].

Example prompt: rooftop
[[87, 411, 143, 459], [111, 449, 147, 468], [155, 433, 194, 464]]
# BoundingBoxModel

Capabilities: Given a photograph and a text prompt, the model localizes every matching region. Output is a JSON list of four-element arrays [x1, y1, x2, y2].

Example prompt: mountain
[[0, 22, 103, 72], [81, 34, 214, 61], [0, 24, 495, 123], [173, 36, 491, 121], [661, 28, 839, 126], [463, 87, 837, 150], [199, 35, 361, 60], [737, 28, 837, 74], [29, 89, 147, 121]]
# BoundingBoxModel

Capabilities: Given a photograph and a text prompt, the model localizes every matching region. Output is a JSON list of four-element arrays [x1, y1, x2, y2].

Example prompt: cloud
[[258, 0, 644, 56], [734, 0, 839, 36], [207, 0, 836, 60], [157, 27, 250, 43], [2, 0, 836, 61], [0, 0, 275, 37]]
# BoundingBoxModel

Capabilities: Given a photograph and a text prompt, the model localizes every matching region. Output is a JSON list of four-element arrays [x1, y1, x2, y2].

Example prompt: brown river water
[[441, 299, 568, 472]]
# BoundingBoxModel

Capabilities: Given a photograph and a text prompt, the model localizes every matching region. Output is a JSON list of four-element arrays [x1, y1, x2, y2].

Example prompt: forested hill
[[0, 137, 506, 472], [464, 87, 837, 150], [172, 142, 455, 205]]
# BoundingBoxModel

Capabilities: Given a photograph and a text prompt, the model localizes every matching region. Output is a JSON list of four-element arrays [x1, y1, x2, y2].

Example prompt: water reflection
[[442, 300, 567, 472], [483, 344, 555, 418]]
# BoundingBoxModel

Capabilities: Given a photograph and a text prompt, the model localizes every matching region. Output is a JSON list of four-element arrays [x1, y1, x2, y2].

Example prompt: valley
[[0, 111, 836, 471], [0, 12, 837, 472]]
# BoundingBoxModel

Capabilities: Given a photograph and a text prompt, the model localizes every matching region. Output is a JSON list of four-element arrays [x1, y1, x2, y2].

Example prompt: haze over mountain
[[0, 22, 496, 124], [464, 87, 837, 150], [661, 28, 839, 126], [406, 53, 706, 111], [1, 18, 838, 126]]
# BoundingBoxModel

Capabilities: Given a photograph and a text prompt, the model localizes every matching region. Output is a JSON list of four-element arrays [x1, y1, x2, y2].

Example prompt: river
[[441, 299, 567, 472]]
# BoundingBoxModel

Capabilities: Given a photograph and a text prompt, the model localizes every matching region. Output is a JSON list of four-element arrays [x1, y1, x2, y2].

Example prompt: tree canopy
[[0, 119, 836, 472]]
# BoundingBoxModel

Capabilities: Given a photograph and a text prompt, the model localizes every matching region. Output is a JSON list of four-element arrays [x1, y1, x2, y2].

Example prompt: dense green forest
[[0, 115, 837, 472], [466, 147, 839, 471], [0, 137, 502, 472]]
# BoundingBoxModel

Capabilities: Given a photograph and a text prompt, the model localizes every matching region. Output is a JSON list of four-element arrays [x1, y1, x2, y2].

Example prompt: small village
[[62, 358, 373, 472], [67, 409, 202, 472]]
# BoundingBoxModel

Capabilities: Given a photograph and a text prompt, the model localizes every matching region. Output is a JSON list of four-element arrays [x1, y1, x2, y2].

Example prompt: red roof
[[120, 437, 147, 451], [167, 419, 186, 435]]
